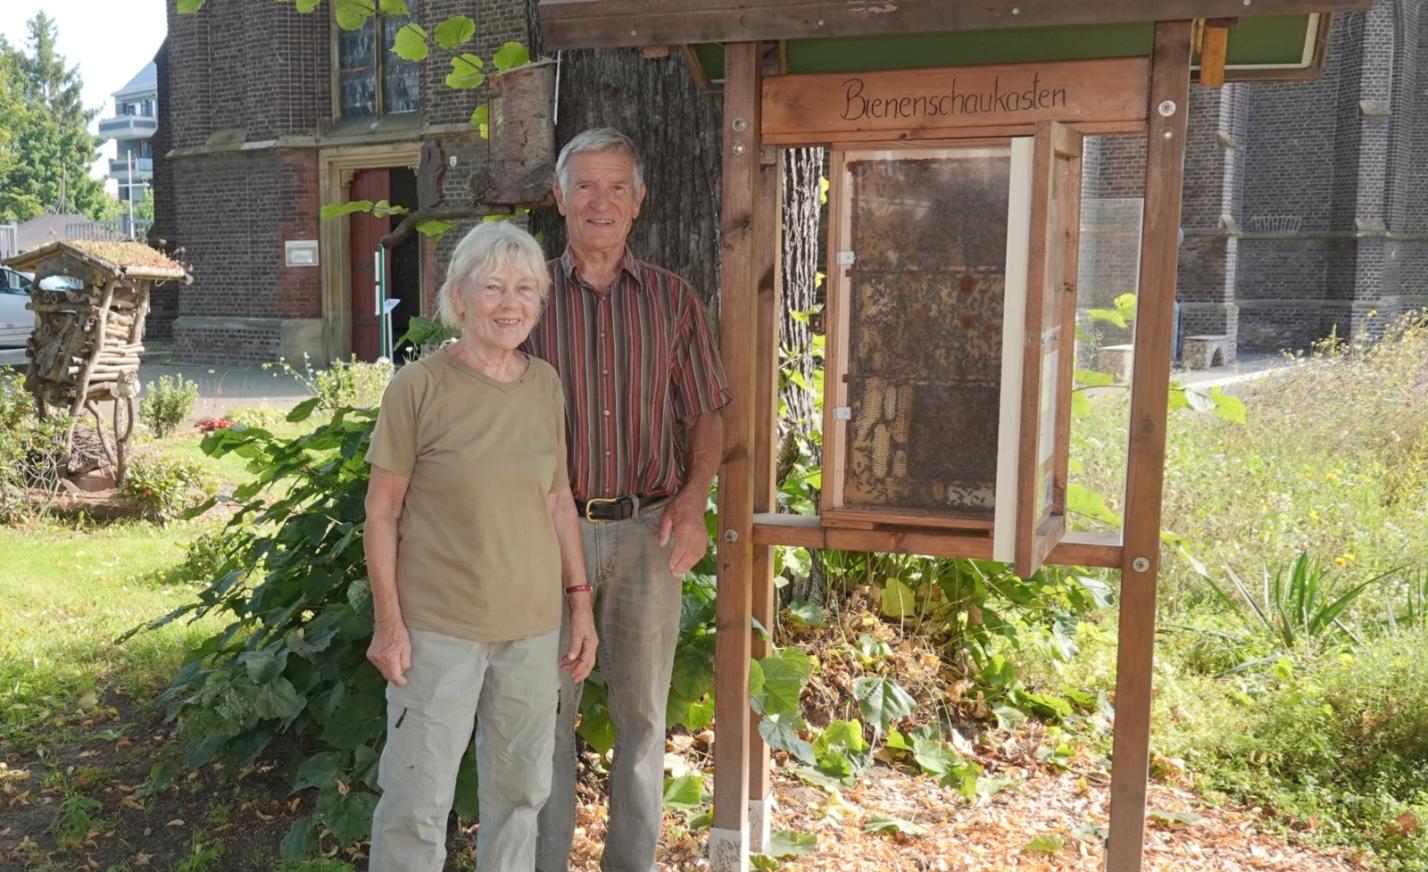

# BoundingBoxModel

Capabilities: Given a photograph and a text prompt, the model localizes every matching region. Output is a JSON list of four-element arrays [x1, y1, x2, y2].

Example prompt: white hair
[[555, 127, 645, 194], [436, 221, 551, 330]]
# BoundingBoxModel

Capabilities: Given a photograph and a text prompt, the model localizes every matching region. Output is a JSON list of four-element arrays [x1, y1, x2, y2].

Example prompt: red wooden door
[[349, 169, 391, 361]]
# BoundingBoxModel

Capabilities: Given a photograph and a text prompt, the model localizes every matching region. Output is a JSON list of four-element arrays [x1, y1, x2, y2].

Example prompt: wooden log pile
[[25, 280, 147, 407]]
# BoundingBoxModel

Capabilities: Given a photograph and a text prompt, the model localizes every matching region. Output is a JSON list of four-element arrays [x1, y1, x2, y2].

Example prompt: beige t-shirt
[[365, 351, 569, 642]]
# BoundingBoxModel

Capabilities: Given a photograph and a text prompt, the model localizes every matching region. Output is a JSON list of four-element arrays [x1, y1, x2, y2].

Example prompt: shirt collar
[[559, 245, 644, 292]]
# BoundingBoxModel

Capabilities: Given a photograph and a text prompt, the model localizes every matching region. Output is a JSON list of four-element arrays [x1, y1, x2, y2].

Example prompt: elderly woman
[[363, 221, 597, 872]]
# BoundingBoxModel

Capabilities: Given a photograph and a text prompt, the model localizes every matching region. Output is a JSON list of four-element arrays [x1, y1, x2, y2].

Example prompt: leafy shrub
[[140, 374, 199, 438], [226, 404, 288, 430], [0, 374, 70, 521], [120, 451, 216, 520], [310, 358, 393, 410]]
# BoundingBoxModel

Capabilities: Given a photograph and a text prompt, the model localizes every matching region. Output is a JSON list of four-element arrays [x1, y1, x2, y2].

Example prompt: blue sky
[[1, 0, 168, 184]]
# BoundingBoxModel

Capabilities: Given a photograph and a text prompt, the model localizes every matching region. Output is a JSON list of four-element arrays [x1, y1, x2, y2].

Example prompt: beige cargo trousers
[[369, 626, 560, 871]]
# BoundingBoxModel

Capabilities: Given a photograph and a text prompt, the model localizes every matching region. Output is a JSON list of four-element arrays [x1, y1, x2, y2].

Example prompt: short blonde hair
[[436, 221, 551, 329]]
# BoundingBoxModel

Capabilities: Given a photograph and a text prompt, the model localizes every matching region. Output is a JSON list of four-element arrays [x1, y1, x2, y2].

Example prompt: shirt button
[[599, 332, 606, 338], [603, 409, 610, 416]]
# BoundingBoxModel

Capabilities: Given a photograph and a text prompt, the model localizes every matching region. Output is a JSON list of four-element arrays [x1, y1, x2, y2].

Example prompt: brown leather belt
[[575, 494, 664, 522]]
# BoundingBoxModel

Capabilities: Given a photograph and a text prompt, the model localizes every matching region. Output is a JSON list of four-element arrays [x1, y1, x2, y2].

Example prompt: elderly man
[[526, 128, 730, 871]]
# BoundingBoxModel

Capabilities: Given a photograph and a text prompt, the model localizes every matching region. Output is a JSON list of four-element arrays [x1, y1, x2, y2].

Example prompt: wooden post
[[710, 40, 762, 872], [748, 73, 784, 850], [1106, 20, 1192, 872]]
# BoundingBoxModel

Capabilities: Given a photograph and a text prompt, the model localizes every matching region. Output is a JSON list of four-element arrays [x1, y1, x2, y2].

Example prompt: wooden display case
[[821, 123, 1083, 576]]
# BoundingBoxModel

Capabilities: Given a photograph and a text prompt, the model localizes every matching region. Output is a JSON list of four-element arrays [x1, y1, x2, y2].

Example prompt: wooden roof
[[539, 0, 1371, 81], [5, 240, 191, 282]]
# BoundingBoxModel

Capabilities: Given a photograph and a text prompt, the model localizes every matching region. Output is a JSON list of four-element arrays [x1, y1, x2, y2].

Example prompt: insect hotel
[[538, 1, 1363, 869], [5, 240, 190, 485]]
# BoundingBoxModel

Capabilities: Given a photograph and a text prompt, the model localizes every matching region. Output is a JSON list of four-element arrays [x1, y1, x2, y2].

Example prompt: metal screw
[[732, 117, 748, 132], [731, 142, 746, 156], [723, 529, 739, 543], [1158, 100, 1177, 117], [1131, 557, 1151, 573], [1162, 130, 1174, 140]]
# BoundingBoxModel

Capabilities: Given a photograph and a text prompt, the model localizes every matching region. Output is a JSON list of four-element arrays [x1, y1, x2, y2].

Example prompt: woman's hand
[[368, 618, 412, 685], [562, 601, 598, 683]]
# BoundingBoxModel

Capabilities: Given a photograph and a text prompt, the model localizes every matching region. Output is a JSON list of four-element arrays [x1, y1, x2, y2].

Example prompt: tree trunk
[[778, 147, 824, 438], [527, 32, 723, 314]]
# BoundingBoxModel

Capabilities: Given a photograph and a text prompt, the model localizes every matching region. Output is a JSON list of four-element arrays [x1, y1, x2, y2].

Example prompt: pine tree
[[0, 14, 110, 223]]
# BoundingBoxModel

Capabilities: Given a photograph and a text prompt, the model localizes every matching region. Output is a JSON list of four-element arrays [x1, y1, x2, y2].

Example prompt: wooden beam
[[1106, 20, 1192, 872], [1199, 24, 1230, 87], [761, 119, 1145, 148], [538, 0, 1371, 51], [747, 45, 783, 854], [761, 59, 1150, 144], [750, 514, 1123, 568], [710, 39, 762, 872]]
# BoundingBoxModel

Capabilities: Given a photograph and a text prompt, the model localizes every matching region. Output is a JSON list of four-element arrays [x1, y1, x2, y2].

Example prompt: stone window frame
[[330, 2, 423, 120]]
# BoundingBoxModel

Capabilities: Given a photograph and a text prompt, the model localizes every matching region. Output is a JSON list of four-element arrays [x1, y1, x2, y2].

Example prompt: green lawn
[[0, 520, 224, 750]]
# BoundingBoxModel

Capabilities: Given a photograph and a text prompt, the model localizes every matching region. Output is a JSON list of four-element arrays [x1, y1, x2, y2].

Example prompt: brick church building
[[150, 0, 1427, 366]]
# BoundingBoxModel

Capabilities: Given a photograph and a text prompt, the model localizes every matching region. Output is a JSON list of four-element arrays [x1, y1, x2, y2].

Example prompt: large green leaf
[[333, 0, 375, 31], [864, 815, 927, 837], [662, 775, 705, 811], [491, 41, 531, 71], [320, 691, 385, 749], [758, 714, 816, 765], [880, 578, 918, 618], [320, 200, 374, 220], [177, 0, 207, 12], [446, 55, 486, 90], [378, 0, 409, 13], [433, 15, 476, 50], [292, 751, 345, 793], [852, 676, 915, 734], [765, 829, 817, 858], [255, 676, 304, 720], [749, 648, 813, 717], [280, 816, 317, 860], [316, 788, 378, 845], [391, 23, 429, 62], [1065, 483, 1122, 528]]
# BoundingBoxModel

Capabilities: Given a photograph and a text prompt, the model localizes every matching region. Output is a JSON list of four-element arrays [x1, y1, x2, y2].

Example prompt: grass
[[0, 518, 226, 752], [1043, 316, 1428, 867]]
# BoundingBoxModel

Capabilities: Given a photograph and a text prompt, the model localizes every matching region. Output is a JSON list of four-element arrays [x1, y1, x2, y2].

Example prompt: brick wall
[[155, 0, 529, 364]]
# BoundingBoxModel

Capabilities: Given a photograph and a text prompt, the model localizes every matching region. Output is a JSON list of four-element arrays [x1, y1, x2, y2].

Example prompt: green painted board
[[692, 14, 1319, 80]]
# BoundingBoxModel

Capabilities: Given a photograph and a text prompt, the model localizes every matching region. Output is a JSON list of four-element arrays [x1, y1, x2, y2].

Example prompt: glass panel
[[341, 71, 377, 118], [338, 20, 375, 70], [841, 148, 1011, 518], [383, 6, 421, 114]]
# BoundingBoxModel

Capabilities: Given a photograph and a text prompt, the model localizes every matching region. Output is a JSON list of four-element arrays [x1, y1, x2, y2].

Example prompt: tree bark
[[527, 31, 723, 315], [778, 147, 824, 439]]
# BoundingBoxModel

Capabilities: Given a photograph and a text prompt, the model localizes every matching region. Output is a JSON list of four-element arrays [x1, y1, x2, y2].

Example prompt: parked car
[[0, 265, 34, 347]]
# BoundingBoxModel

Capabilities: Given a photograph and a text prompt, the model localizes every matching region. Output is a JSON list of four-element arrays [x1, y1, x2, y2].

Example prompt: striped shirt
[[522, 247, 731, 502]]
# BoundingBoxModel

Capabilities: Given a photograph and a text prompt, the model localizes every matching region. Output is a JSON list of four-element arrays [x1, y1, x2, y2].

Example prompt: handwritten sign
[[762, 58, 1149, 144]]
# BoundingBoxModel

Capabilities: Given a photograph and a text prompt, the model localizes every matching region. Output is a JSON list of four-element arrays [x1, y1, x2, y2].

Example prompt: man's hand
[[562, 602, 598, 683], [658, 494, 709, 576], [367, 618, 412, 685]]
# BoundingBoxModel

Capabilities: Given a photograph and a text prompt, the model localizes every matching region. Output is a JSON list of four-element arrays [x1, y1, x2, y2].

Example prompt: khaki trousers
[[370, 627, 560, 872], [536, 505, 682, 872]]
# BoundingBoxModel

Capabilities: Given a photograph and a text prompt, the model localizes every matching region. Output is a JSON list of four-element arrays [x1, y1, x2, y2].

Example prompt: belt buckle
[[584, 497, 621, 522]]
